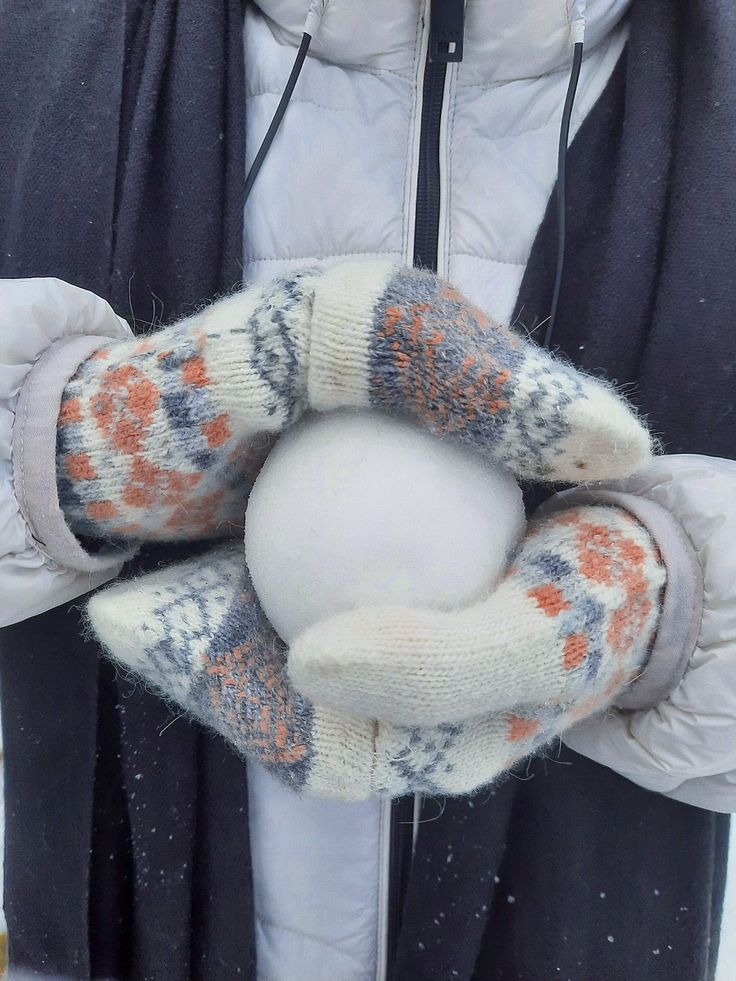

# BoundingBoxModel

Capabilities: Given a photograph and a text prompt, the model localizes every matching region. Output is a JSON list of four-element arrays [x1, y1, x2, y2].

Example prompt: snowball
[[245, 411, 526, 644]]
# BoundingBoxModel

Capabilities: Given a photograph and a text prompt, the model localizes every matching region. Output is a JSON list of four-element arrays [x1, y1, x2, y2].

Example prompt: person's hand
[[287, 504, 666, 730], [55, 261, 652, 545], [86, 503, 666, 801], [552, 454, 736, 813], [72, 262, 660, 801], [85, 543, 561, 800]]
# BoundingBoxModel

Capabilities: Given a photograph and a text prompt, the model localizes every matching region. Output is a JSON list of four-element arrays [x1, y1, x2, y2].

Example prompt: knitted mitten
[[85, 543, 458, 799], [87, 544, 369, 799], [288, 505, 667, 727], [84, 543, 607, 800], [56, 274, 315, 541], [306, 263, 651, 481], [57, 262, 651, 542], [86, 506, 665, 801]]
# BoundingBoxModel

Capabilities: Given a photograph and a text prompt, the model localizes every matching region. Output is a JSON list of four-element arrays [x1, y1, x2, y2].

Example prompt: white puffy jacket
[[0, 279, 136, 627], [2, 2, 735, 978], [242, 5, 735, 971]]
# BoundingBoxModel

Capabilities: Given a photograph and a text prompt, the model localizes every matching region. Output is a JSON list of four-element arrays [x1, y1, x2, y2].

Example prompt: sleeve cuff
[[536, 488, 703, 711]]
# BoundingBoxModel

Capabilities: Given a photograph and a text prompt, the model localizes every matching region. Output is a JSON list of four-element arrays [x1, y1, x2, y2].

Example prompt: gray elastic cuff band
[[537, 488, 703, 711], [12, 334, 138, 573]]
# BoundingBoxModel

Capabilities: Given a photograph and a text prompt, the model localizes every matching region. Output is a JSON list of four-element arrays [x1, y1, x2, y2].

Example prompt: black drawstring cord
[[244, 9, 582, 353], [544, 39, 584, 350], [244, 31, 313, 206]]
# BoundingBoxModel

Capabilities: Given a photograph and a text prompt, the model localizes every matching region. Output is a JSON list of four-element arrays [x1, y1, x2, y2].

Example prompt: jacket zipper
[[413, 54, 448, 269], [413, 0, 463, 267], [384, 3, 465, 976]]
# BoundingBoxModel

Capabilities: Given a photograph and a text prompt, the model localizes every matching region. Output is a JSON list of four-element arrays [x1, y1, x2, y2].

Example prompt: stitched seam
[[454, 25, 619, 92], [455, 66, 573, 92], [243, 250, 404, 265], [245, 93, 378, 127], [450, 251, 527, 265], [447, 64, 459, 278], [252, 5, 415, 83], [401, 2, 425, 262], [455, 109, 584, 142], [252, 92, 578, 144], [314, 61, 416, 83], [245, 71, 413, 100], [245, 251, 526, 266], [254, 916, 370, 969]]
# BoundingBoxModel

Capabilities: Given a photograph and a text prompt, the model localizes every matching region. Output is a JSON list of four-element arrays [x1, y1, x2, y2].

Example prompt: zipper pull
[[429, 0, 465, 63]]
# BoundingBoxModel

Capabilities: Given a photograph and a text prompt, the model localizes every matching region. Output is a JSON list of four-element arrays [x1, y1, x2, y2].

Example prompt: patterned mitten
[[85, 512, 665, 801], [87, 544, 370, 799], [55, 274, 315, 542], [84, 543, 470, 800], [288, 505, 667, 727], [306, 263, 652, 481], [57, 262, 652, 543], [83, 544, 593, 800]]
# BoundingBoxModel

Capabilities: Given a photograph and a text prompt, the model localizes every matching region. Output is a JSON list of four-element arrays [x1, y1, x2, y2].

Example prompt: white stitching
[[447, 62, 459, 278], [450, 251, 527, 266], [400, 3, 425, 262], [243, 250, 404, 265]]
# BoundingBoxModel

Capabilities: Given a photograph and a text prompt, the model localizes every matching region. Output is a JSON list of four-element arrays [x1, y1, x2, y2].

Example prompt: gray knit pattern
[[55, 273, 316, 542], [91, 544, 316, 790], [368, 268, 593, 477]]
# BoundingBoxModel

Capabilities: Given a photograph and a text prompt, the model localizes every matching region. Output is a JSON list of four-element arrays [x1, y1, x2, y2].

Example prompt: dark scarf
[[0, 0, 733, 978], [0, 2, 254, 977], [395, 2, 734, 978]]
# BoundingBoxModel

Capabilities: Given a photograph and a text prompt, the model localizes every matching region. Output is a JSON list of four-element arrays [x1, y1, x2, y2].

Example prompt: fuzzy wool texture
[[87, 503, 665, 801], [56, 272, 315, 541], [56, 261, 652, 544], [245, 411, 526, 644], [311, 263, 653, 481], [289, 504, 667, 728], [66, 261, 662, 798]]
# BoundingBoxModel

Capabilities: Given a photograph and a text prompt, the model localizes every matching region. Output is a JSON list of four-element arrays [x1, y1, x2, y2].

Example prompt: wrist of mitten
[[483, 504, 667, 717], [56, 273, 317, 542], [536, 488, 702, 711]]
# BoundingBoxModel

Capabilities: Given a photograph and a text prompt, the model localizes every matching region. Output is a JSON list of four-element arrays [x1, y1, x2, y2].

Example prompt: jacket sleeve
[[0, 277, 137, 627], [539, 454, 736, 813]]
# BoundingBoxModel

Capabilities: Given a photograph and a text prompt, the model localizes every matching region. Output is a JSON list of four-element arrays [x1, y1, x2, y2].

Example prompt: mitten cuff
[[303, 711, 379, 801], [13, 334, 137, 573], [538, 489, 703, 711], [307, 261, 396, 412]]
